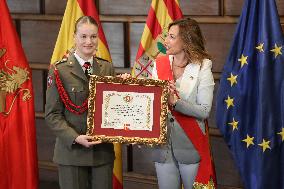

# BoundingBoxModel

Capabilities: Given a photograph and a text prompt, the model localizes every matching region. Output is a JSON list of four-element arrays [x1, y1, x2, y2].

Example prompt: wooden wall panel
[[45, 0, 66, 15], [200, 24, 236, 73], [102, 22, 124, 67], [7, 0, 40, 13], [123, 180, 157, 189], [122, 144, 129, 172], [132, 146, 157, 175], [130, 23, 144, 67], [21, 20, 60, 64], [225, 0, 284, 16], [99, 0, 151, 15], [32, 70, 44, 112], [99, 0, 220, 16], [224, 0, 244, 16], [36, 119, 56, 162], [210, 136, 243, 187], [39, 177, 59, 189], [277, 0, 284, 16], [180, 0, 220, 16]]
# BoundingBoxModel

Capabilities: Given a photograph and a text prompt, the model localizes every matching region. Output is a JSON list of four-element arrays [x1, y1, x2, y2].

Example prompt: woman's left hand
[[168, 80, 179, 106], [168, 80, 176, 93], [117, 73, 132, 79]]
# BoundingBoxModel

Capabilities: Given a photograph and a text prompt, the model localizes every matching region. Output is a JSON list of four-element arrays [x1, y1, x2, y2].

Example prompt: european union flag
[[216, 0, 284, 188]]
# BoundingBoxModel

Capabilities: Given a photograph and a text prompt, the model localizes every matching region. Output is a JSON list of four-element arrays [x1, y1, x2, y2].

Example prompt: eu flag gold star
[[256, 43, 264, 52], [277, 128, 284, 141], [238, 54, 248, 68], [228, 118, 239, 131], [227, 73, 238, 87], [270, 44, 282, 58], [258, 139, 271, 152], [225, 96, 234, 109], [242, 134, 254, 148]]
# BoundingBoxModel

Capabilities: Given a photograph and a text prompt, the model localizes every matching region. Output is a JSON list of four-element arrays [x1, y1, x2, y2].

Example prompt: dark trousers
[[58, 163, 114, 189]]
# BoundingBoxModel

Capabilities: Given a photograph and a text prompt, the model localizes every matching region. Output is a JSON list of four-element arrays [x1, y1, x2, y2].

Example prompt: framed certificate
[[86, 75, 169, 145]]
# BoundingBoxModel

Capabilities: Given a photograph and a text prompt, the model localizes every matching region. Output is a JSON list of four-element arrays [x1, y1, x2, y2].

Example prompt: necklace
[[172, 57, 188, 80], [173, 64, 186, 68], [172, 58, 188, 68], [172, 65, 186, 80]]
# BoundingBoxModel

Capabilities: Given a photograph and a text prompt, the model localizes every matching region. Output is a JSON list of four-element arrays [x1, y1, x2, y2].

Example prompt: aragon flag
[[216, 0, 284, 188], [0, 0, 38, 188], [50, 1, 122, 188], [132, 0, 182, 78]]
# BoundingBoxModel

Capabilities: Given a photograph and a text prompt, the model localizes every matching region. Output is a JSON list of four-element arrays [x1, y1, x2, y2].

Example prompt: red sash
[[156, 56, 217, 188]]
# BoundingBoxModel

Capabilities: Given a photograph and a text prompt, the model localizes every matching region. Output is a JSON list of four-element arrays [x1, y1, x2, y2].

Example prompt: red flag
[[0, 0, 38, 188]]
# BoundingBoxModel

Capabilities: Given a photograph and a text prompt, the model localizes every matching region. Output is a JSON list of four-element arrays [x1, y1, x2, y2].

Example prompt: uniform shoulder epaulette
[[95, 56, 109, 63], [55, 57, 68, 65]]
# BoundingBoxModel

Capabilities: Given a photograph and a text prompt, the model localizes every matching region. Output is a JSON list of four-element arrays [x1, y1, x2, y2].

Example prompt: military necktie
[[83, 62, 91, 79]]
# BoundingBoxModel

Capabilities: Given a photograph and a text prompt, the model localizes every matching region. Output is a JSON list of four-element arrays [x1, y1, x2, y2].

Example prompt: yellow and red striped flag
[[132, 0, 183, 78], [50, 1, 123, 188]]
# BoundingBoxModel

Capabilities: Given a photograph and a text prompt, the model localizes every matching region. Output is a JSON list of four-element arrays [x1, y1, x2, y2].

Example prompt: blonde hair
[[74, 16, 98, 34]]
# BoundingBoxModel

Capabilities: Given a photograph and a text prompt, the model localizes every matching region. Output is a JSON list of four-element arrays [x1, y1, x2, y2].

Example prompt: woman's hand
[[168, 80, 179, 106], [74, 135, 102, 148], [117, 73, 132, 79]]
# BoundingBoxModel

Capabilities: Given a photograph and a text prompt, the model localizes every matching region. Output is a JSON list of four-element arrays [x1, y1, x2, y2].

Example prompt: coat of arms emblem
[[0, 48, 31, 115]]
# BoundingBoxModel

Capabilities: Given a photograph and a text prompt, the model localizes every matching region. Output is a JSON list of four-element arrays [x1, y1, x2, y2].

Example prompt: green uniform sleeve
[[45, 66, 79, 149]]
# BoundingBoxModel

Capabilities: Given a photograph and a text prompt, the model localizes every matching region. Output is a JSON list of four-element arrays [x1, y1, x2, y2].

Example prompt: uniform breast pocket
[[66, 85, 87, 105]]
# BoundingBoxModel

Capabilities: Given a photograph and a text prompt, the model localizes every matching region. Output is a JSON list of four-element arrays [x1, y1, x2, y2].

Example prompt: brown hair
[[168, 18, 211, 64], [74, 16, 98, 34]]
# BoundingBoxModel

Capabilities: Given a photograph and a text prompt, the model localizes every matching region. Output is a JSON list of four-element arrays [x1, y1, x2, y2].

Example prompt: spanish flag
[[51, 0, 111, 63], [132, 0, 183, 78], [51, 1, 122, 188]]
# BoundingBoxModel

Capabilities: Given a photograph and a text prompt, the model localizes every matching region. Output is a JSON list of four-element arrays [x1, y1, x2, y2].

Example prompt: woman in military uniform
[[45, 16, 115, 189]]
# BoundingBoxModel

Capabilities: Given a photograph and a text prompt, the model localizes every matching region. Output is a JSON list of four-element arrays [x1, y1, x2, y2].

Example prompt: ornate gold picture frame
[[87, 75, 169, 145]]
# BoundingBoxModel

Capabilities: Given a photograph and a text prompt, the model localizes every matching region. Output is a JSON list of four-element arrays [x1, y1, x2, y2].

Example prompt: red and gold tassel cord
[[53, 68, 88, 114]]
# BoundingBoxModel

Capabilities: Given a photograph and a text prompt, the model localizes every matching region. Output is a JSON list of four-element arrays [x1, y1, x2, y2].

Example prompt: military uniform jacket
[[152, 55, 215, 164], [45, 53, 115, 166]]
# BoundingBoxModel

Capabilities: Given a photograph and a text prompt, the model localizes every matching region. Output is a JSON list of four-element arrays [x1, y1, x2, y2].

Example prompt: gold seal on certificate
[[87, 75, 169, 145]]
